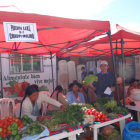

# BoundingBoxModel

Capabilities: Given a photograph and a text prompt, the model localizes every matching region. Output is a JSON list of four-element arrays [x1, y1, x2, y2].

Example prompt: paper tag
[[104, 87, 112, 95]]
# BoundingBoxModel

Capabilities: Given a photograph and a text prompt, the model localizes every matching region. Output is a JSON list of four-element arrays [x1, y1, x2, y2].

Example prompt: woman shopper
[[19, 84, 65, 121], [48, 85, 68, 110]]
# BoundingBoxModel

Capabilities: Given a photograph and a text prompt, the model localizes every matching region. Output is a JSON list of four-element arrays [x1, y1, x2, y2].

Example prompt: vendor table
[[126, 101, 140, 122], [90, 113, 131, 140], [40, 128, 83, 140]]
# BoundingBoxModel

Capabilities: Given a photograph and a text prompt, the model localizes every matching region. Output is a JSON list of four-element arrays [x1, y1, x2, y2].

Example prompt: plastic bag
[[123, 121, 140, 140], [21, 125, 49, 140]]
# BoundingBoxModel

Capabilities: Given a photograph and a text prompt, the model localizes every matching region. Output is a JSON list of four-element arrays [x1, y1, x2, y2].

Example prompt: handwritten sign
[[3, 22, 38, 42]]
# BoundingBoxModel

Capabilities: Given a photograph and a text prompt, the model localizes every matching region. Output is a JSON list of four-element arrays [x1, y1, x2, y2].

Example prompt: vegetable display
[[20, 122, 44, 137], [21, 114, 33, 126], [51, 104, 85, 126], [85, 108, 109, 122], [40, 117, 61, 131], [0, 116, 23, 139], [94, 98, 129, 117]]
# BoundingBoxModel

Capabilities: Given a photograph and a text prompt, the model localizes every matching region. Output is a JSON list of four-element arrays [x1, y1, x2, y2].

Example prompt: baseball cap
[[100, 60, 108, 65]]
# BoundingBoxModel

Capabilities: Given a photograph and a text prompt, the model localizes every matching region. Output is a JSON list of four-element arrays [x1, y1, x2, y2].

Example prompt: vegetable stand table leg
[[93, 127, 98, 140], [119, 119, 125, 135], [68, 135, 76, 140], [137, 111, 140, 122]]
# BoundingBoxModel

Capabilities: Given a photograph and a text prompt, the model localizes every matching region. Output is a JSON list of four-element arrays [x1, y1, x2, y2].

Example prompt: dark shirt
[[81, 71, 87, 81], [94, 72, 115, 98]]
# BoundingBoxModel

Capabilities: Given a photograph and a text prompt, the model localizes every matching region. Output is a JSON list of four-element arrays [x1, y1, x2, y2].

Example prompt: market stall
[[0, 11, 137, 140], [40, 128, 83, 140], [0, 101, 131, 140]]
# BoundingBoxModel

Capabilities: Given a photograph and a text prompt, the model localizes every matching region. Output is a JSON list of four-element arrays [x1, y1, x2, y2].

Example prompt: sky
[[0, 0, 140, 33]]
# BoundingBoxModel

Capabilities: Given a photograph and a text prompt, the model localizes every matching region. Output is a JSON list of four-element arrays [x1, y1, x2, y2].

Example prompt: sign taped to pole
[[3, 22, 38, 42]]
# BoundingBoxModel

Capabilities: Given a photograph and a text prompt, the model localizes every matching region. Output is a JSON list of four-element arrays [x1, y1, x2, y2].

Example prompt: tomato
[[19, 124, 24, 128], [18, 120, 21, 124], [1, 133, 6, 138], [2, 129, 7, 134], [95, 112, 99, 116], [0, 128, 2, 133], [15, 119, 19, 123], [96, 118, 100, 122], [2, 125, 7, 129], [7, 130, 11, 135], [0, 123, 3, 128], [92, 110, 96, 115]]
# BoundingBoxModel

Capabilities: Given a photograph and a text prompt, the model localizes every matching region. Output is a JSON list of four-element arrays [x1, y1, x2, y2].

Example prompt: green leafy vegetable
[[83, 75, 98, 86], [20, 122, 44, 137], [51, 104, 85, 126]]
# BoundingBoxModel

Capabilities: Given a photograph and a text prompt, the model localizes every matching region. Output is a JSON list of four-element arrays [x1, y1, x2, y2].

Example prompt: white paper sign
[[104, 87, 112, 95], [3, 22, 38, 42]]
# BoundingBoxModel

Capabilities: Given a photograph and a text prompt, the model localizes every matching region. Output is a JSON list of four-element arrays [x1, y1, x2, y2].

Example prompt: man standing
[[81, 66, 87, 81], [93, 60, 115, 99]]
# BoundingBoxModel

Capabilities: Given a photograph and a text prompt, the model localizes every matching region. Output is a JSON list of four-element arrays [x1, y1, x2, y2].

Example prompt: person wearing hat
[[93, 60, 115, 99]]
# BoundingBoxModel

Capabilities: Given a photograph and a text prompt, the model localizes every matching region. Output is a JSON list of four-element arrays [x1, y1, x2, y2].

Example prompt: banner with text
[[3, 22, 38, 42]]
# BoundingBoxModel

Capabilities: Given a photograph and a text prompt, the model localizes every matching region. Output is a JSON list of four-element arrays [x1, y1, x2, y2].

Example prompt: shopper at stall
[[48, 85, 68, 110], [93, 60, 115, 99], [19, 84, 65, 121], [114, 77, 128, 101], [66, 82, 85, 104], [80, 84, 97, 104]]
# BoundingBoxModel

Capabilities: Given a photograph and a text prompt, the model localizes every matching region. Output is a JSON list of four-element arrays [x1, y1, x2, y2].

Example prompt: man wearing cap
[[93, 60, 115, 99]]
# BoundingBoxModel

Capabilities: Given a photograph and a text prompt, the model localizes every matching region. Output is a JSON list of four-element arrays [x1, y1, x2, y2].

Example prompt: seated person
[[66, 82, 85, 104], [127, 79, 139, 96], [48, 85, 68, 110], [19, 84, 65, 121]]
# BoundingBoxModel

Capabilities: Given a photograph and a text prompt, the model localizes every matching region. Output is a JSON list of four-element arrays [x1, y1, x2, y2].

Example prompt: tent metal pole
[[107, 31, 121, 105], [0, 54, 3, 98], [50, 52, 55, 91], [121, 38, 126, 107]]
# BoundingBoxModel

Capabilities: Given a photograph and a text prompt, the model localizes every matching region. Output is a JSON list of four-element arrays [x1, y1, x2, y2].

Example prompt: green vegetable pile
[[21, 115, 33, 126], [95, 97, 110, 106], [94, 98, 129, 116], [108, 129, 120, 139], [113, 106, 128, 115], [42, 119, 61, 131], [20, 122, 44, 137], [104, 100, 117, 111], [83, 75, 98, 86], [83, 104, 94, 109], [51, 103, 85, 126]]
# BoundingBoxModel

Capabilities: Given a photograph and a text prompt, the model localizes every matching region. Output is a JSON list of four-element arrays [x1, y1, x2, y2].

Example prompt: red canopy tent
[[0, 11, 111, 96], [60, 24, 140, 106], [59, 24, 140, 57], [0, 11, 110, 55]]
